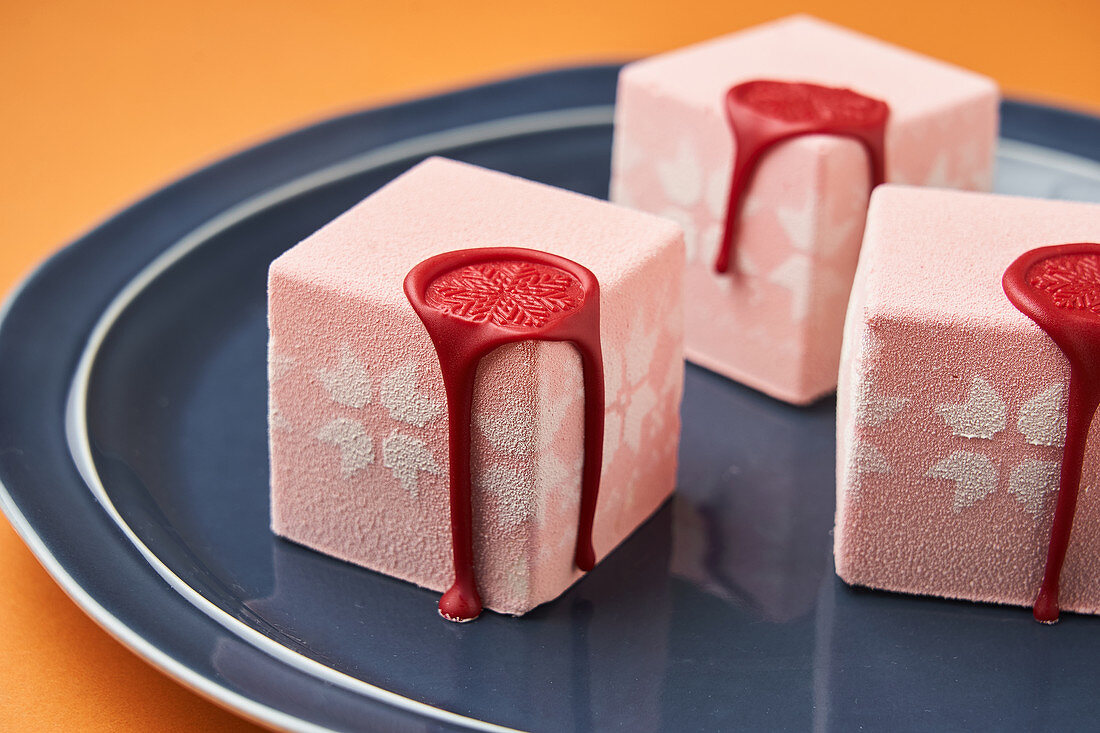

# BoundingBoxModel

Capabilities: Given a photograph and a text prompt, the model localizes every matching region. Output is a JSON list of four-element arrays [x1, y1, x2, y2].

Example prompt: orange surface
[[2, 1, 1099, 729]]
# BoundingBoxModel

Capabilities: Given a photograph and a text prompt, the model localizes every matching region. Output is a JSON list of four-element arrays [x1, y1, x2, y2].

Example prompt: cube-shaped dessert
[[268, 157, 684, 618], [611, 15, 999, 404], [836, 185, 1100, 618]]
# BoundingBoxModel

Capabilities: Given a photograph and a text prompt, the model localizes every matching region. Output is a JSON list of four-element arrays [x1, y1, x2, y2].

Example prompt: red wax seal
[[715, 80, 889, 274], [405, 247, 605, 622], [1003, 243, 1100, 623]]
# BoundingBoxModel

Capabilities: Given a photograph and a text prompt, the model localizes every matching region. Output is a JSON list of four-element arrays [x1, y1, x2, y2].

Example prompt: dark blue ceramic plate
[[3, 65, 1100, 732]]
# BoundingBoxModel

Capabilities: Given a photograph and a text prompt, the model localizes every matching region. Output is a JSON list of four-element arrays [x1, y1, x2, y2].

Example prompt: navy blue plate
[[4, 65, 1100, 732]]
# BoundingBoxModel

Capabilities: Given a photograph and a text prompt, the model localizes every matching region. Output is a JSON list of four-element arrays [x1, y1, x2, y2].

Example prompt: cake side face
[[268, 157, 684, 616], [611, 14, 998, 404], [836, 186, 1100, 613], [527, 239, 683, 605]]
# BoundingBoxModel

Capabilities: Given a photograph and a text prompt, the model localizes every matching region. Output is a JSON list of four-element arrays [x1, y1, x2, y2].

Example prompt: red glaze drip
[[715, 80, 890, 274], [1003, 243, 1100, 623], [404, 247, 605, 622]]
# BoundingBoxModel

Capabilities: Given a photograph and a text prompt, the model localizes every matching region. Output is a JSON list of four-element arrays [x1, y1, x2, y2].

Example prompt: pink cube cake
[[836, 185, 1100, 617], [268, 157, 684, 617], [610, 15, 998, 404]]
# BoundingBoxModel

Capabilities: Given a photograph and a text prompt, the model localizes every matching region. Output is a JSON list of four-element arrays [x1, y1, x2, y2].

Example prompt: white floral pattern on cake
[[776, 199, 816, 253], [602, 411, 623, 462], [705, 168, 730, 219], [622, 384, 658, 452], [479, 464, 537, 526], [928, 451, 997, 511], [615, 135, 645, 175], [501, 555, 531, 599], [318, 417, 374, 477], [381, 429, 440, 498], [269, 399, 292, 434], [921, 152, 952, 189], [659, 208, 700, 263], [821, 208, 865, 258], [318, 346, 372, 408], [624, 316, 660, 389], [585, 271, 682, 491], [767, 254, 812, 322], [845, 441, 890, 496], [856, 371, 1073, 514], [476, 384, 535, 457], [855, 383, 908, 428], [935, 376, 1006, 439], [1017, 383, 1067, 447], [269, 352, 297, 382], [656, 139, 704, 208], [741, 194, 766, 218], [380, 363, 444, 428], [1008, 460, 1060, 515]]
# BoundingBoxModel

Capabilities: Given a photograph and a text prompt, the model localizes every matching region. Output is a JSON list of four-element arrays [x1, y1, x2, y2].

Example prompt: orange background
[[2, 1, 1099, 729]]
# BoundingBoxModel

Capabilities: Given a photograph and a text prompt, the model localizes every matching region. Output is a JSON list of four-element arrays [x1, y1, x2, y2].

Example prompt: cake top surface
[[622, 15, 996, 120], [859, 185, 1100, 331], [270, 157, 682, 307]]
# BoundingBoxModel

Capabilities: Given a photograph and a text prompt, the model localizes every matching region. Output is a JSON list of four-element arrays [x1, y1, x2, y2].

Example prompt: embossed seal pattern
[[1027, 253, 1100, 314], [425, 260, 584, 328], [735, 80, 888, 126]]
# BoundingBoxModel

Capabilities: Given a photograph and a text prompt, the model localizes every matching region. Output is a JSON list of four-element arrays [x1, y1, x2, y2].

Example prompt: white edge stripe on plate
[[999, 138, 1100, 182], [0, 489, 334, 733], [60, 105, 615, 733], [0, 252, 335, 732]]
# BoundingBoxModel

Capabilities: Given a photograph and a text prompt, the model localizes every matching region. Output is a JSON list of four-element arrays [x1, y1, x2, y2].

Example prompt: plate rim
[[4, 65, 1100, 732], [67, 104, 616, 733]]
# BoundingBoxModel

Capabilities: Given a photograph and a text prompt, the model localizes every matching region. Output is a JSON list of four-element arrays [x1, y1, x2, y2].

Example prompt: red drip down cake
[[267, 157, 684, 620]]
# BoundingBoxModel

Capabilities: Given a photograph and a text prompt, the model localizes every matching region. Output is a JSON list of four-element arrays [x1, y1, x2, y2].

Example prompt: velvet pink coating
[[267, 157, 684, 616], [836, 185, 1100, 614], [610, 14, 999, 405]]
